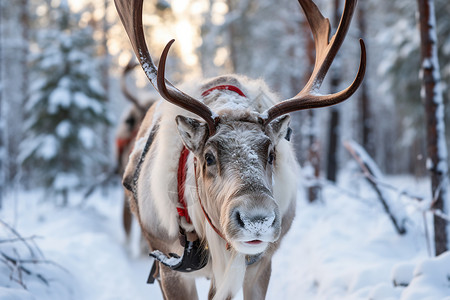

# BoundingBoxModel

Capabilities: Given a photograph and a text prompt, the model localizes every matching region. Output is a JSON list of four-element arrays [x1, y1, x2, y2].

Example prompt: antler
[[114, 0, 218, 135], [260, 0, 366, 125], [157, 40, 219, 135]]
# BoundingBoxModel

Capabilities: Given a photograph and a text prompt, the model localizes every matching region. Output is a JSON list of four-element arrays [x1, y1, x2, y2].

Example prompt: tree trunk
[[225, 0, 252, 74], [357, 0, 373, 157], [101, 0, 111, 176], [101, 0, 109, 101], [200, 0, 217, 78], [326, 0, 341, 182], [0, 0, 4, 209], [2, 0, 28, 186], [417, 0, 449, 256], [326, 106, 339, 182], [226, 0, 239, 73], [17, 0, 28, 186], [300, 17, 321, 202]]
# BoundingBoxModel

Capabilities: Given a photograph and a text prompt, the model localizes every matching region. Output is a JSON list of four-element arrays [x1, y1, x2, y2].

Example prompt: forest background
[[0, 0, 449, 297]]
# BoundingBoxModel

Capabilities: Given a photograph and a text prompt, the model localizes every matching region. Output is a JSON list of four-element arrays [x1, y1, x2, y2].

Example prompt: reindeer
[[114, 0, 365, 299], [116, 61, 153, 239]]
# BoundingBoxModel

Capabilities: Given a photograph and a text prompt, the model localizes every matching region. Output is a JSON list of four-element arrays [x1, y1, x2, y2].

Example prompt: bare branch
[[0, 235, 42, 244], [0, 219, 38, 258], [1, 252, 49, 287]]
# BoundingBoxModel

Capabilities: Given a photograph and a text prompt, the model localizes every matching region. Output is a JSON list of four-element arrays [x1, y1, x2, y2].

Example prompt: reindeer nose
[[234, 211, 276, 234]]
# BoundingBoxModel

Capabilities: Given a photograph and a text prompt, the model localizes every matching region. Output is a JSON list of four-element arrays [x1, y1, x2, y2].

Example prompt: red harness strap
[[177, 146, 191, 224], [201, 85, 246, 98], [176, 146, 231, 249], [193, 157, 231, 250]]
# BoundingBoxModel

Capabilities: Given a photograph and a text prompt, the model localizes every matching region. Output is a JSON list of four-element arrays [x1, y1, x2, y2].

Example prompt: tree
[[357, 0, 374, 157], [21, 1, 110, 203], [299, 16, 321, 202], [377, 0, 450, 175], [0, 0, 4, 209], [325, 0, 342, 182], [417, 0, 449, 255], [0, 0, 30, 190]]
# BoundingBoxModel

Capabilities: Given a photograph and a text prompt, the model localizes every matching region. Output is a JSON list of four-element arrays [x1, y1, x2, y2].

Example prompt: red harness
[[201, 84, 246, 98], [177, 146, 191, 224], [176, 146, 231, 249]]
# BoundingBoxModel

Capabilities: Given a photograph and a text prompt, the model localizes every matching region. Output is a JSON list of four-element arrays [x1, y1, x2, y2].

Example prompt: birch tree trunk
[[417, 0, 449, 255]]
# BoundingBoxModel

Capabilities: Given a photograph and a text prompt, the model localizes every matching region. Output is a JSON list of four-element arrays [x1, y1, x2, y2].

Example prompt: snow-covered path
[[1, 175, 450, 300], [1, 189, 163, 300]]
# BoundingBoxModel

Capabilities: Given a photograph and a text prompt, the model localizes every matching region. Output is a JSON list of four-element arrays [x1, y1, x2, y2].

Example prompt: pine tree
[[21, 1, 110, 204]]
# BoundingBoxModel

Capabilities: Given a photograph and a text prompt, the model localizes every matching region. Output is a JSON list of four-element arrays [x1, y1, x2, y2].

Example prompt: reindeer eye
[[205, 153, 216, 166], [268, 152, 275, 165]]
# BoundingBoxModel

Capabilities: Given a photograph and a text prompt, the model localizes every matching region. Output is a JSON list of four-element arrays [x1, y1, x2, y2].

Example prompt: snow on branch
[[344, 140, 408, 235], [341, 141, 450, 225]]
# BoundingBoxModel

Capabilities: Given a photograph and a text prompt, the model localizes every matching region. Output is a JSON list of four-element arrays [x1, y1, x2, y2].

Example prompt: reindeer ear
[[267, 115, 291, 144], [176, 115, 208, 154]]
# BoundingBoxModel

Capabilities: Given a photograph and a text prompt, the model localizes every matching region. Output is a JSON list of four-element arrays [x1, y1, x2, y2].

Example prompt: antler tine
[[300, 0, 358, 94], [157, 40, 218, 135], [114, 0, 218, 135], [263, 39, 366, 123], [297, 0, 331, 93], [261, 0, 366, 125]]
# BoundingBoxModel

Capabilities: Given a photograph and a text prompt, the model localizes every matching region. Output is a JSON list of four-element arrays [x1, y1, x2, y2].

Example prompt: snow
[[53, 173, 79, 190], [87, 79, 105, 97], [78, 127, 95, 149], [392, 262, 415, 287], [48, 87, 71, 114], [73, 92, 102, 114], [38, 135, 58, 160], [56, 121, 71, 138], [401, 252, 450, 300], [1, 174, 449, 300], [150, 250, 183, 267]]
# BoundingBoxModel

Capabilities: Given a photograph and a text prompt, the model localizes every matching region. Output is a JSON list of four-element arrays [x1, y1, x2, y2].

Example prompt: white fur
[[273, 139, 300, 216], [139, 103, 192, 238]]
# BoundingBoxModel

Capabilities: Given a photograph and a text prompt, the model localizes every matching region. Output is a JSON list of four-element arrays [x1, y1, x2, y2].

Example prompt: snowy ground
[[1, 172, 450, 300]]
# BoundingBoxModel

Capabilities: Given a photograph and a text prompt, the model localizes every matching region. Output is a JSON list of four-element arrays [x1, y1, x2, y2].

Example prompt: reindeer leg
[[158, 266, 198, 300], [243, 258, 272, 300], [207, 279, 216, 300], [122, 192, 132, 240]]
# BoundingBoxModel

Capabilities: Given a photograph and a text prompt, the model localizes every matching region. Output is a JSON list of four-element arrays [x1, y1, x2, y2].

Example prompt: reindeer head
[[114, 0, 366, 254], [176, 110, 290, 254]]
